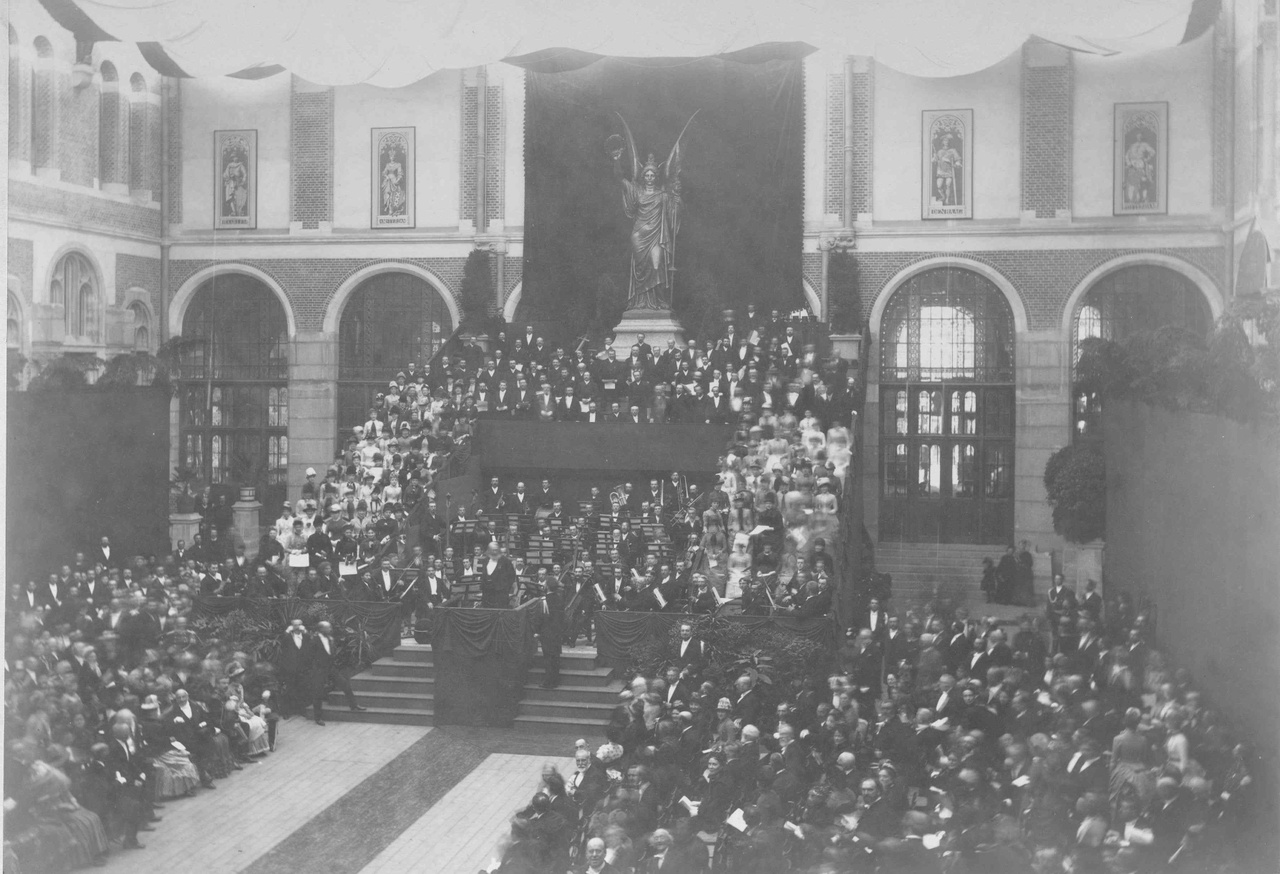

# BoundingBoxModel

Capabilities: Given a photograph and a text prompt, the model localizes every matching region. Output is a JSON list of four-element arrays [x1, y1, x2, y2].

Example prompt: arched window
[[179, 275, 289, 508], [8, 27, 26, 164], [1071, 265, 1212, 440], [129, 300, 150, 351], [337, 272, 454, 437], [878, 267, 1015, 543], [52, 252, 99, 341]]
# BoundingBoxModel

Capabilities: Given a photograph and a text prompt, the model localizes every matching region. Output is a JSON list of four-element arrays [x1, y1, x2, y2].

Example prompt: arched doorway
[[878, 267, 1015, 543], [178, 274, 290, 512], [337, 272, 454, 438], [1070, 265, 1212, 440]]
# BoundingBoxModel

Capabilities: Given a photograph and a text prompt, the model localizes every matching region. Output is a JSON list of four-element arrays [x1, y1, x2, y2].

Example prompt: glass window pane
[[952, 443, 977, 497], [985, 444, 1011, 498], [884, 443, 909, 497], [918, 443, 941, 496]]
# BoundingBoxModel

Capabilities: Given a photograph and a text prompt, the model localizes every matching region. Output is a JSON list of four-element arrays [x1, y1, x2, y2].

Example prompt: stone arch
[[502, 280, 523, 322], [322, 261, 460, 334], [801, 277, 822, 319], [868, 256, 1030, 344], [1059, 252, 1224, 339], [169, 263, 297, 339]]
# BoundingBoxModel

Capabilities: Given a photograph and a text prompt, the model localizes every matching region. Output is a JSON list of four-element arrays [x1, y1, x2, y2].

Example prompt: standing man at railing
[[479, 541, 516, 609]]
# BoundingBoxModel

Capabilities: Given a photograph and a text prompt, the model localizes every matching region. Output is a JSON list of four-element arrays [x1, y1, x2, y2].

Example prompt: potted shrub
[[228, 449, 262, 503], [1043, 443, 1106, 589]]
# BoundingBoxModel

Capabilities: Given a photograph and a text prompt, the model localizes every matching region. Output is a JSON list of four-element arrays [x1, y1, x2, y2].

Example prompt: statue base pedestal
[[610, 310, 683, 354]]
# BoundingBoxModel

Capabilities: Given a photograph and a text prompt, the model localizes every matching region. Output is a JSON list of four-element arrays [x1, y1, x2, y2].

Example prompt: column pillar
[[1014, 331, 1071, 598], [287, 331, 338, 504]]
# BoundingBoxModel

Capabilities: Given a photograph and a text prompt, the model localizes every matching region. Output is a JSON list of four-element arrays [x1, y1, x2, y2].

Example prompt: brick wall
[[1212, 25, 1232, 207], [10, 179, 161, 238], [848, 59, 874, 216], [291, 81, 334, 228], [485, 84, 505, 224], [1022, 43, 1072, 217], [503, 256, 523, 301], [460, 82, 504, 226], [824, 73, 845, 217], [167, 79, 182, 223], [9, 239, 35, 302], [854, 248, 1224, 332], [32, 67, 60, 170], [168, 257, 468, 332], [115, 253, 161, 316], [802, 252, 823, 312], [9, 52, 31, 163], [99, 89, 127, 185], [60, 79, 99, 187]]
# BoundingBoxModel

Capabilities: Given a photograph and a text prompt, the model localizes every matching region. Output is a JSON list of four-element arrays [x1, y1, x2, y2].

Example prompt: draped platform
[[429, 608, 535, 728]]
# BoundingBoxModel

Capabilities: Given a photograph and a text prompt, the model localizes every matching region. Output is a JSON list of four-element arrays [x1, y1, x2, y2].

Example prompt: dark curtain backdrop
[[7, 388, 170, 582], [520, 49, 806, 340]]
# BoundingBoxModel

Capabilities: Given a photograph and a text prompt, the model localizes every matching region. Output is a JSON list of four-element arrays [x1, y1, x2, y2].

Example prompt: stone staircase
[[324, 642, 621, 734], [874, 542, 1008, 608]]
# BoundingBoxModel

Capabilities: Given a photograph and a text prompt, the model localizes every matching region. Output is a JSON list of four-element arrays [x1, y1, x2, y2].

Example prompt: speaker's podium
[[429, 606, 535, 727]]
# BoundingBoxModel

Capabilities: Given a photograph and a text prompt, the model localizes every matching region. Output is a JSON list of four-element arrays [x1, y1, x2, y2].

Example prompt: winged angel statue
[[607, 111, 698, 311]]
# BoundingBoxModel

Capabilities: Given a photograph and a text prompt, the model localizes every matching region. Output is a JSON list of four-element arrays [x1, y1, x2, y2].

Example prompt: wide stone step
[[522, 684, 622, 705], [321, 706, 432, 726], [389, 643, 434, 663], [526, 666, 614, 688], [518, 699, 617, 720], [329, 689, 434, 710], [371, 659, 436, 678], [350, 675, 434, 695]]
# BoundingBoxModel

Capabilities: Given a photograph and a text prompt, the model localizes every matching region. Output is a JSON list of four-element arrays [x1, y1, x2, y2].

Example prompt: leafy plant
[[1043, 443, 1107, 544], [459, 248, 496, 331], [26, 353, 99, 392]]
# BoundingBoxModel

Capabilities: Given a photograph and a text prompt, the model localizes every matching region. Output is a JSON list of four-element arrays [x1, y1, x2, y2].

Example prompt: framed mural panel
[[1114, 102, 1168, 215], [214, 130, 257, 229], [372, 127, 415, 228], [922, 109, 973, 220]]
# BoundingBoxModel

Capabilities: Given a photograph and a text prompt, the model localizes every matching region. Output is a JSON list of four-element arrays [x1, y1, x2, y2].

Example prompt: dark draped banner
[[430, 608, 535, 727], [592, 611, 837, 668], [520, 48, 807, 340]]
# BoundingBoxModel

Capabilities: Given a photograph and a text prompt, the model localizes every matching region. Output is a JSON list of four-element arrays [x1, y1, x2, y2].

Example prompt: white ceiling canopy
[[53, 0, 1206, 85]]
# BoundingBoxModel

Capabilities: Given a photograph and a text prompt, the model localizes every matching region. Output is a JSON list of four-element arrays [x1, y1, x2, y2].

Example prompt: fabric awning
[[40, 0, 1218, 86]]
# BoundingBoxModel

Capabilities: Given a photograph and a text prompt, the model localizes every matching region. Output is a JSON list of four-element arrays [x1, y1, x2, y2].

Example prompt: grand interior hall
[[4, 0, 1278, 872]]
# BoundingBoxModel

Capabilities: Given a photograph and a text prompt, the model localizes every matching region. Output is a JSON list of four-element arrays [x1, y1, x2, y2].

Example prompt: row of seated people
[[4, 540, 372, 869], [481, 595, 1265, 874]]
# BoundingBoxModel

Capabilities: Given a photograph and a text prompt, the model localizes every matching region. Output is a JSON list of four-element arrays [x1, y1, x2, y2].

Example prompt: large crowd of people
[[3, 533, 373, 869], [483, 592, 1265, 873]]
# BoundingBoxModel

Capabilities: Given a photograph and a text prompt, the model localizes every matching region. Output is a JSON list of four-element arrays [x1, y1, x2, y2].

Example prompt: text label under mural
[[520, 49, 807, 339]]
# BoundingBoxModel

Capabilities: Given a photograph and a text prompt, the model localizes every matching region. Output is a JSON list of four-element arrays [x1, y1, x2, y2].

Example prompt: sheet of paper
[[725, 808, 748, 832]]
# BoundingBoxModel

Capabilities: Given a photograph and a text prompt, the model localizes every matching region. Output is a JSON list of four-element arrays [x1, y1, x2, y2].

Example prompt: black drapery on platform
[[592, 611, 837, 669], [430, 608, 535, 727], [190, 597, 405, 663]]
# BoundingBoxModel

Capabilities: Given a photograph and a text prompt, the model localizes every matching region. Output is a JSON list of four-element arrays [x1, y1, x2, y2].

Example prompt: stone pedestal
[[829, 333, 863, 363], [232, 490, 263, 560], [610, 310, 684, 353], [169, 512, 202, 553], [1071, 541, 1105, 595]]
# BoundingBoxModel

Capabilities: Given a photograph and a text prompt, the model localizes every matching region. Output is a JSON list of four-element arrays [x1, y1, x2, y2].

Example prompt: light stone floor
[[96, 719, 430, 874], [360, 752, 576, 874]]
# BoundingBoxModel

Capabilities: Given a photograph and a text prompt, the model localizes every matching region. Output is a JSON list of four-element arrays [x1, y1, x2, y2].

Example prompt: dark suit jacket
[[479, 556, 516, 608], [302, 634, 339, 690]]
